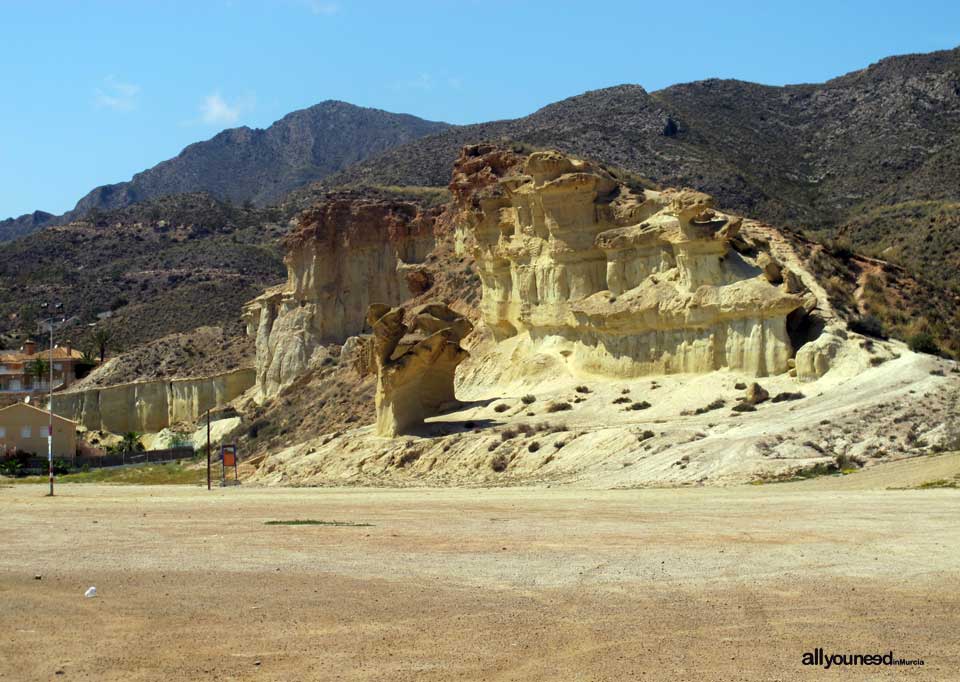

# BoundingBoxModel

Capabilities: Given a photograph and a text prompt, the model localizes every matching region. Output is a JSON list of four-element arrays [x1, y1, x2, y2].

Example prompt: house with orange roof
[[0, 339, 84, 396]]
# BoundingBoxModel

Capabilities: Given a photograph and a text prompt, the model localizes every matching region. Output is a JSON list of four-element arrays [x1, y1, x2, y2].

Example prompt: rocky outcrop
[[368, 303, 472, 436], [244, 198, 440, 400], [51, 368, 255, 433], [463, 148, 809, 378]]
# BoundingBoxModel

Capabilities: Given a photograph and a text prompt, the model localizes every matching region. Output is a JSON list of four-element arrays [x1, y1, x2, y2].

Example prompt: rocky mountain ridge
[[0, 101, 449, 241], [320, 46, 960, 293]]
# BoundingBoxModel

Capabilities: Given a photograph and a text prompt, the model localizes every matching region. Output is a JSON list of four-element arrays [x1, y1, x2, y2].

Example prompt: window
[[21, 425, 31, 438], [0, 426, 6, 438], [53, 363, 63, 372], [40, 426, 50, 438]]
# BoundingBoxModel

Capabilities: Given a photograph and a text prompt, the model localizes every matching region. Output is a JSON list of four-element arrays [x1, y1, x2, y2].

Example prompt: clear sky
[[2, 0, 959, 218]]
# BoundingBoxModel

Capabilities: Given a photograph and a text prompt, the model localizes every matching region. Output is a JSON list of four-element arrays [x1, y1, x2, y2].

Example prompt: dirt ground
[[1, 475, 958, 681]]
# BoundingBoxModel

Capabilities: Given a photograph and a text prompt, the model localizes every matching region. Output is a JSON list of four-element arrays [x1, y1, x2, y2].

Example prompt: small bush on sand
[[528, 441, 541, 453], [612, 396, 631, 404], [694, 399, 725, 415], [575, 385, 591, 394], [494, 403, 509, 413], [521, 394, 536, 404], [627, 401, 651, 411], [490, 453, 510, 472], [547, 401, 572, 412], [771, 391, 805, 403]]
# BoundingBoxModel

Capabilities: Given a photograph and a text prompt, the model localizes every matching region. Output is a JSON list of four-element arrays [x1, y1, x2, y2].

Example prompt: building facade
[[0, 402, 78, 458], [0, 340, 83, 396]]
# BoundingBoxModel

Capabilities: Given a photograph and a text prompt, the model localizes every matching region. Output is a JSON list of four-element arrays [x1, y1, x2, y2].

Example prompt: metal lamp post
[[39, 302, 63, 497]]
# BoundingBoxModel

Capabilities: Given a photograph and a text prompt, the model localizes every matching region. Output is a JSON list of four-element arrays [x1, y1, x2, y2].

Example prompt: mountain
[[0, 210, 56, 242], [3, 46, 959, 355], [322, 47, 960, 290], [68, 101, 450, 218], [0, 101, 450, 240]]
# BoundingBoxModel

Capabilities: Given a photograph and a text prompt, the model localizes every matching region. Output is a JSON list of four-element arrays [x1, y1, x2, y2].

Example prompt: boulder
[[745, 382, 770, 405]]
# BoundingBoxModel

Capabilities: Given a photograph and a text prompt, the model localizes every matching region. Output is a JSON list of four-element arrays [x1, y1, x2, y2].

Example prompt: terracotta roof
[[0, 347, 83, 362]]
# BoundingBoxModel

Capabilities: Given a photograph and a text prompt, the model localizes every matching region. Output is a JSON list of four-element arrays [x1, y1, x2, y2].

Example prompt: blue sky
[[2, 0, 959, 218]]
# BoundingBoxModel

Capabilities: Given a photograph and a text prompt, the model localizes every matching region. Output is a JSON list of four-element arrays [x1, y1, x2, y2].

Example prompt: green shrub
[[849, 314, 888, 339], [909, 332, 941, 355]]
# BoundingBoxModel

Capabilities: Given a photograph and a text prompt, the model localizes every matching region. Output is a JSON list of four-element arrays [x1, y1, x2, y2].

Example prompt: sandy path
[[1, 483, 957, 680]]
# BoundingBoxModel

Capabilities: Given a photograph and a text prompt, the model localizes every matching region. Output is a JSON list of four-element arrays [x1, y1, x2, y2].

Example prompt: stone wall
[[52, 368, 255, 433]]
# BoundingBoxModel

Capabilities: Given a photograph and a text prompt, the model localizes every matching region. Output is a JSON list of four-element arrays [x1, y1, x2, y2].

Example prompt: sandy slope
[[249, 339, 959, 488]]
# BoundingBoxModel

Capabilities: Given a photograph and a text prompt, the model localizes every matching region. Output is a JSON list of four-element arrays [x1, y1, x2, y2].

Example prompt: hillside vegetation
[[0, 194, 286, 352]]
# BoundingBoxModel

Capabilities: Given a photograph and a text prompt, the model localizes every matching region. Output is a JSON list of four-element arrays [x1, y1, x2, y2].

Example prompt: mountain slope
[[0, 210, 56, 242], [0, 101, 450, 240], [329, 48, 960, 225], [0, 194, 287, 352], [68, 101, 449, 218], [317, 46, 960, 295]]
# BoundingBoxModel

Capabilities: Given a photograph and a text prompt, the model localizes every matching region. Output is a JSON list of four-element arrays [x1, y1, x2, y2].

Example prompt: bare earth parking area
[[1, 477, 958, 681]]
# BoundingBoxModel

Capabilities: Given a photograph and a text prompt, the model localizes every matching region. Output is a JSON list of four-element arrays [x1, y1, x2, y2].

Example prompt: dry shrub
[[490, 453, 510, 472]]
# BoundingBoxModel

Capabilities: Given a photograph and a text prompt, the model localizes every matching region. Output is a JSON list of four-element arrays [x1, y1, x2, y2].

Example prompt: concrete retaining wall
[[52, 368, 255, 433]]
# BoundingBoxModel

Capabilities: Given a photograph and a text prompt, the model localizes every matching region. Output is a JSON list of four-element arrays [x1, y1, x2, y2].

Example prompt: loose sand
[[1, 472, 958, 680]]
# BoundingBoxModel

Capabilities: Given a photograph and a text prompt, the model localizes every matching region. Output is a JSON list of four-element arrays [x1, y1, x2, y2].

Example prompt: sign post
[[220, 444, 238, 486]]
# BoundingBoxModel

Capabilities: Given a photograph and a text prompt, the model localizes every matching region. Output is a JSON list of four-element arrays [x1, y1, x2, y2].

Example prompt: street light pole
[[206, 408, 212, 491], [40, 302, 63, 497]]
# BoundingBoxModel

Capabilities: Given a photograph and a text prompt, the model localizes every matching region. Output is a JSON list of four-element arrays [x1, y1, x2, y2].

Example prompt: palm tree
[[89, 327, 115, 363], [25, 358, 49, 388], [73, 347, 98, 380], [120, 432, 144, 453]]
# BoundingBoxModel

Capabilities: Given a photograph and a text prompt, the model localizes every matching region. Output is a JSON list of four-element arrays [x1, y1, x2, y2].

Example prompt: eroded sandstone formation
[[463, 149, 809, 377], [244, 198, 440, 400], [368, 302, 472, 436]]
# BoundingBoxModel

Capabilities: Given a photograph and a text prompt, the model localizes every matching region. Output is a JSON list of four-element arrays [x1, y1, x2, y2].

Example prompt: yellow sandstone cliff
[[465, 150, 809, 378]]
